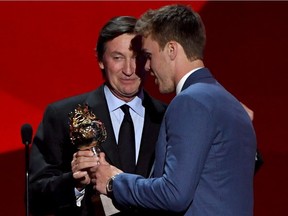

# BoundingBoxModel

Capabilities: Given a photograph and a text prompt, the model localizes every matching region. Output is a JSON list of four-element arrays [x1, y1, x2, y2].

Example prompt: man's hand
[[90, 152, 123, 195], [71, 149, 99, 191], [241, 102, 254, 120]]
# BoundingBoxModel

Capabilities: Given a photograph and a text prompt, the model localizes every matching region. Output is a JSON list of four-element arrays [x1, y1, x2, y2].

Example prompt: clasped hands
[[71, 150, 122, 195]]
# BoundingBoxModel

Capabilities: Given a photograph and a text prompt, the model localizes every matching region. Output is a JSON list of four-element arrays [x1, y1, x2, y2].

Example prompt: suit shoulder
[[143, 91, 167, 112], [45, 88, 101, 115], [51, 91, 91, 107]]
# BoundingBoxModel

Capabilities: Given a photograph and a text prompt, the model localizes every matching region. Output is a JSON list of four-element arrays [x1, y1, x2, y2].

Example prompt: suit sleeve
[[112, 94, 214, 212], [29, 105, 77, 214]]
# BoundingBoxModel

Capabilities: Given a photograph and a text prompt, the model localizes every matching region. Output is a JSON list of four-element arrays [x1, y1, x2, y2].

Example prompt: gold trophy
[[69, 103, 107, 155]]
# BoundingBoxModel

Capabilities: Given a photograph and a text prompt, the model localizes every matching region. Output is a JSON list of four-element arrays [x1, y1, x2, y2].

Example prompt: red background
[[0, 1, 287, 215]]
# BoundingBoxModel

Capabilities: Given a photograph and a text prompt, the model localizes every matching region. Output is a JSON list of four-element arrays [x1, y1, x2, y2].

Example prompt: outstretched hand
[[90, 152, 123, 195], [240, 102, 254, 120]]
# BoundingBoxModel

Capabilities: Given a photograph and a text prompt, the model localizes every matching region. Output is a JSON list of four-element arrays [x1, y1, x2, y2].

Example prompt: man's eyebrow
[[141, 49, 150, 55], [110, 51, 124, 56]]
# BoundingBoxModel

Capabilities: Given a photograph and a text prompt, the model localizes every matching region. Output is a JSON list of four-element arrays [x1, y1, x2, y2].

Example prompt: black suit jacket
[[29, 85, 167, 216]]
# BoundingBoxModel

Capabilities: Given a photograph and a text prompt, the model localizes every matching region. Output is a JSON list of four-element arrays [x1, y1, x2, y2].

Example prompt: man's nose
[[123, 59, 135, 76], [144, 59, 151, 72]]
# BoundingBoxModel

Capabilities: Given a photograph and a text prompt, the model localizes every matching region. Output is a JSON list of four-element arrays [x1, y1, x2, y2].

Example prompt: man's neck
[[175, 59, 205, 86]]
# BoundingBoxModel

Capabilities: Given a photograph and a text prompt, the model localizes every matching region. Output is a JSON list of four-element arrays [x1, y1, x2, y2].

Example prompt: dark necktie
[[118, 104, 136, 173]]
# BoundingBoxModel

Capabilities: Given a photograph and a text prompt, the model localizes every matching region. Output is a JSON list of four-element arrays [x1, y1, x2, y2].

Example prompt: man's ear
[[167, 41, 177, 60], [99, 61, 104, 70]]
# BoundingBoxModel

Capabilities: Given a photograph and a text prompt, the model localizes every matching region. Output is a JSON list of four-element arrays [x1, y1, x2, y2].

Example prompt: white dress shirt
[[104, 85, 145, 163]]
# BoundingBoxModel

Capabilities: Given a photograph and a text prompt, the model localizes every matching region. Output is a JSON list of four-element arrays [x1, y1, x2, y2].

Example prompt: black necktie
[[118, 104, 136, 173]]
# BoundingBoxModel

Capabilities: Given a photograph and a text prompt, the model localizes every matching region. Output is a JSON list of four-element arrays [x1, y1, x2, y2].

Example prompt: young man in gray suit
[[93, 5, 257, 216]]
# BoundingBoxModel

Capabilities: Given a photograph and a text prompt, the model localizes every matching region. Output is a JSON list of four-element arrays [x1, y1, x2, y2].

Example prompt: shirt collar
[[176, 67, 203, 95], [104, 85, 145, 117]]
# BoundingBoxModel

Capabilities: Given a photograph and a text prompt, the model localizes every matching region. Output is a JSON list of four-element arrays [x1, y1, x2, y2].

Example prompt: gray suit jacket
[[112, 68, 257, 216]]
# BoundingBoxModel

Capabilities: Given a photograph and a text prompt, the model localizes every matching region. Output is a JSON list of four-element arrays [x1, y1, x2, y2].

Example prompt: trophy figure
[[69, 103, 107, 155]]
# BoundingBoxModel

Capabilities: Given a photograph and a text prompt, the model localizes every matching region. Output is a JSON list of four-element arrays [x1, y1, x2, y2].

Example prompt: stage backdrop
[[0, 1, 287, 215]]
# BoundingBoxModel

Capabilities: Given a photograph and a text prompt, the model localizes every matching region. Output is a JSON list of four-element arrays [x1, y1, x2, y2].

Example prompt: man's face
[[142, 35, 174, 94], [99, 33, 142, 102]]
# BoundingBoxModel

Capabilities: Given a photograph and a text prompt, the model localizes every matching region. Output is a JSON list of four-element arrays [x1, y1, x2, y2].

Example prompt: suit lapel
[[85, 85, 121, 168], [135, 92, 165, 177]]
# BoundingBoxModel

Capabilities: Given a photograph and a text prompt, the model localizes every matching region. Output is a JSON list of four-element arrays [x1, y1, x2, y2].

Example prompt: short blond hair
[[135, 4, 206, 61]]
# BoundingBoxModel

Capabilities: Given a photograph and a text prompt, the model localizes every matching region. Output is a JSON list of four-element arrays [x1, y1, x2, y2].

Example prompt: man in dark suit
[[93, 5, 257, 216], [28, 16, 166, 216]]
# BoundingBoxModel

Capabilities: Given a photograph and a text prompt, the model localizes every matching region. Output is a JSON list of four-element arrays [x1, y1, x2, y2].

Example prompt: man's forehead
[[105, 34, 135, 51], [142, 36, 156, 51]]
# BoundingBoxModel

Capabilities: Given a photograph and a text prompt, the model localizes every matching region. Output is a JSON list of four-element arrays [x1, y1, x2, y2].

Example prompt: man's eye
[[113, 56, 123, 60], [145, 53, 151, 60]]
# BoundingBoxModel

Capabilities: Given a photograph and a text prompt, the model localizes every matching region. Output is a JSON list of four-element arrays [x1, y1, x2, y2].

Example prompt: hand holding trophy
[[69, 104, 111, 215], [69, 103, 107, 155]]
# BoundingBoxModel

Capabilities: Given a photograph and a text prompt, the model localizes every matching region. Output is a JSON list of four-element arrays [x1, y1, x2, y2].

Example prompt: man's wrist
[[106, 174, 119, 197]]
